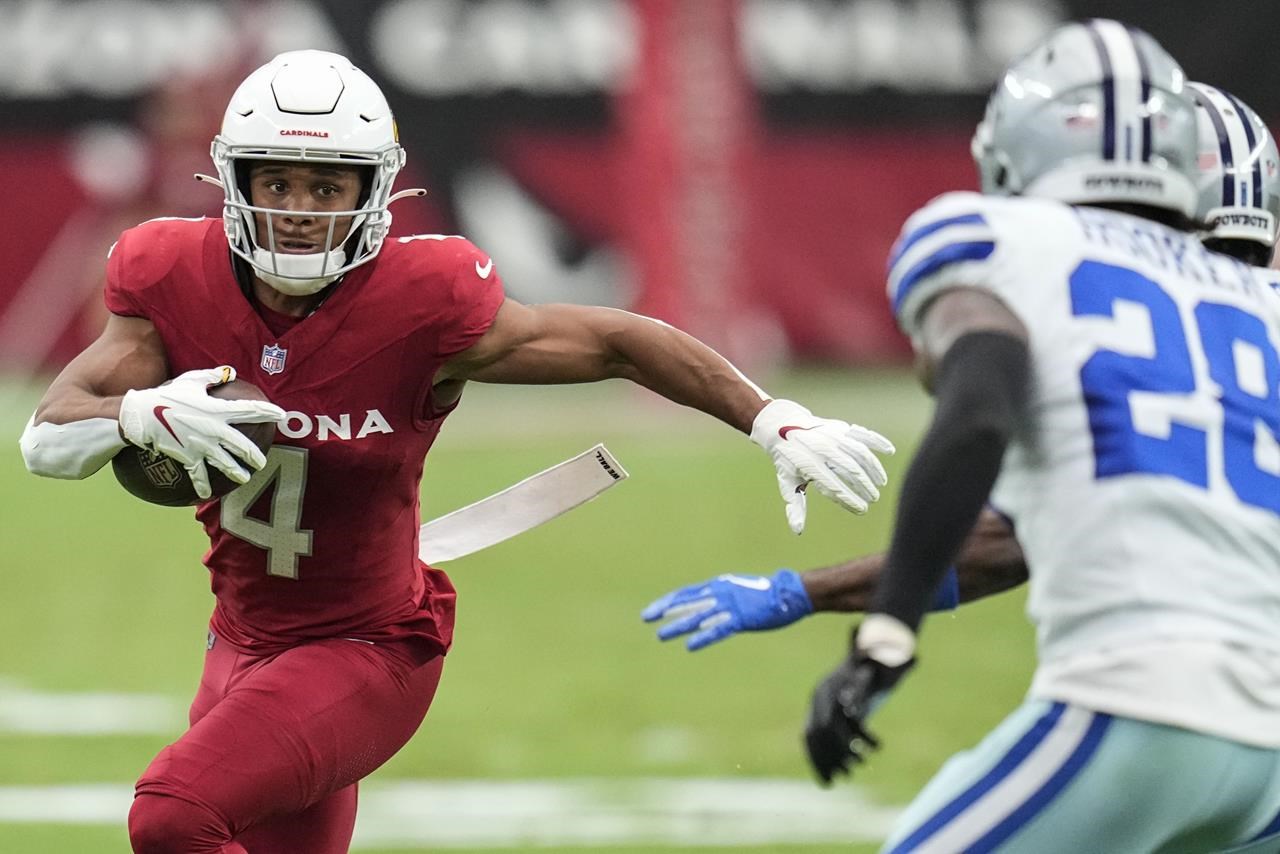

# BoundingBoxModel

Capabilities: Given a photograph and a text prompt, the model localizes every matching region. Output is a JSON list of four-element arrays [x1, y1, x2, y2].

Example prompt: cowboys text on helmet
[[1188, 81, 1280, 257]]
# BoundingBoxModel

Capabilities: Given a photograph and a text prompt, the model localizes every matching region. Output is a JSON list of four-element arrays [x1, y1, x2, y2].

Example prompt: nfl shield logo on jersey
[[260, 343, 287, 375]]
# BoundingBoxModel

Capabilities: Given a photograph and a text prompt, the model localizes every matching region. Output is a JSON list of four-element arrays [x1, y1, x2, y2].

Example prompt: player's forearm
[[799, 515, 1025, 613], [456, 305, 766, 431], [32, 316, 167, 426], [23, 327, 166, 478], [956, 509, 1028, 603], [33, 381, 126, 426], [871, 333, 1029, 631], [801, 555, 882, 612], [605, 311, 767, 433], [20, 411, 126, 479]]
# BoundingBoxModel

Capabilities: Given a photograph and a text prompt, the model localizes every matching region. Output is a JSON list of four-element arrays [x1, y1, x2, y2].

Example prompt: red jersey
[[104, 218, 504, 655]]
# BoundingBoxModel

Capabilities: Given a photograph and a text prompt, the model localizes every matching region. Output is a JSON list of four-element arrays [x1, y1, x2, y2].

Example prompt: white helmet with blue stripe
[[1187, 81, 1280, 264], [971, 19, 1198, 219]]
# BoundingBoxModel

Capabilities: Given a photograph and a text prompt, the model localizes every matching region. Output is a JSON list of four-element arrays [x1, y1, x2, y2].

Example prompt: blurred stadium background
[[0, 0, 1270, 851]]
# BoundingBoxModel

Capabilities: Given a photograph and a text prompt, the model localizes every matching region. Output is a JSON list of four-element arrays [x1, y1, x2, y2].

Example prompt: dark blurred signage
[[0, 0, 1057, 117], [3, 0, 1278, 117]]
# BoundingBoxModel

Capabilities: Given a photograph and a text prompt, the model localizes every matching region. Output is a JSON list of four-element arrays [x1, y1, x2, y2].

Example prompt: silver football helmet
[[1187, 81, 1280, 263], [206, 50, 422, 296], [971, 19, 1198, 218]]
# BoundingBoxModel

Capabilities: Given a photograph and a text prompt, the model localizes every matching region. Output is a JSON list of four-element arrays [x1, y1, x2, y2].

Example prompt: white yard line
[[0, 679, 183, 735], [0, 779, 900, 847], [0, 680, 902, 845]]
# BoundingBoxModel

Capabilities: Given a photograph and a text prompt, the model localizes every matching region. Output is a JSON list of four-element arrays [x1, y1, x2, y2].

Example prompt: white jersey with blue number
[[889, 191, 1280, 748]]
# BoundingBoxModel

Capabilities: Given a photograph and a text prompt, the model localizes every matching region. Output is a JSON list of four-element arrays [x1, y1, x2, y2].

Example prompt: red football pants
[[128, 629, 444, 854]]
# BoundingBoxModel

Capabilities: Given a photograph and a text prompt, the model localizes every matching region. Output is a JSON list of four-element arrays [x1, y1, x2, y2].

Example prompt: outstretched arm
[[804, 508, 1027, 612], [440, 298, 895, 530], [642, 507, 1028, 651], [438, 299, 768, 430]]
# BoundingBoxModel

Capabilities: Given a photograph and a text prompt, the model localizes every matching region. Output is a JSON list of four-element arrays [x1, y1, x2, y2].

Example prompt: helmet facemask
[[212, 141, 404, 295]]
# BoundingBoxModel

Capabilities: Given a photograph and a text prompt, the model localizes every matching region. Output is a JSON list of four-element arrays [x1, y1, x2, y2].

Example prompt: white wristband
[[749, 398, 813, 448], [857, 613, 917, 667], [19, 414, 127, 480]]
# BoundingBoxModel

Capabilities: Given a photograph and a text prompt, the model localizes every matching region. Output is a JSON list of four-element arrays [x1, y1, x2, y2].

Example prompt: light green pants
[[880, 699, 1280, 854]]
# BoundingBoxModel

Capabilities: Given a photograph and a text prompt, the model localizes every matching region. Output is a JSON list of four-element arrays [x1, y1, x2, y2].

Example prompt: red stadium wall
[[0, 127, 973, 372], [499, 126, 974, 364]]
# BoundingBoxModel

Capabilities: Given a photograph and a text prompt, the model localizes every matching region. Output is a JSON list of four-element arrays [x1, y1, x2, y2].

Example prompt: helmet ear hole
[[995, 165, 1009, 189]]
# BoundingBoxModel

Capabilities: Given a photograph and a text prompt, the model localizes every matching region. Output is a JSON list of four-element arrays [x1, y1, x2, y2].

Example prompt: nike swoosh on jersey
[[719, 574, 772, 591], [153, 406, 182, 445], [475, 258, 494, 279]]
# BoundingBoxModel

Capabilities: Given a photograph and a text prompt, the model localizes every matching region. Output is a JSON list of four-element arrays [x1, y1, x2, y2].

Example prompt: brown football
[[111, 379, 277, 506]]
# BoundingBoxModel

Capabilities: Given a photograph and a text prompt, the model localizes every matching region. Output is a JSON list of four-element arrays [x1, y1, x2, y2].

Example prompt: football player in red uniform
[[18, 51, 894, 854]]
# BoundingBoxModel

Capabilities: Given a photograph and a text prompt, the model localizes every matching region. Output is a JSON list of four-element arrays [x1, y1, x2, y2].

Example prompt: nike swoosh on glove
[[751, 398, 895, 533], [118, 366, 286, 499]]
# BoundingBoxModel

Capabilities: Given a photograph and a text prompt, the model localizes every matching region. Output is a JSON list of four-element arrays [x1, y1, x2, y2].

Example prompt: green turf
[[0, 828, 882, 854], [359, 848, 883, 854], [0, 368, 1036, 852], [0, 825, 134, 853]]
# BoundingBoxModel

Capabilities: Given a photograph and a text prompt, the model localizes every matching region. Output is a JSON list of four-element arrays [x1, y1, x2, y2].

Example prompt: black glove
[[803, 624, 916, 786]]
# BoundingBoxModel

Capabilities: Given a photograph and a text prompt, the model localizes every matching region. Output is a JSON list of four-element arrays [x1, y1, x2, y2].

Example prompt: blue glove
[[641, 569, 814, 651]]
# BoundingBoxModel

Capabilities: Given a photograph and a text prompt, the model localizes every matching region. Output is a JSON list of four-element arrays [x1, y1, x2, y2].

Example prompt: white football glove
[[750, 398, 895, 533], [118, 366, 286, 500]]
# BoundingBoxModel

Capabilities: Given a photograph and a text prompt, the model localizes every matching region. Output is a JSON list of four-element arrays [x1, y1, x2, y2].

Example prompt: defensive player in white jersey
[[656, 19, 1280, 853], [641, 81, 1280, 645], [831, 21, 1280, 852]]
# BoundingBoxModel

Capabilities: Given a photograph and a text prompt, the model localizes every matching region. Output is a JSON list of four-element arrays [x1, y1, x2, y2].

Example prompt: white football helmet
[[208, 50, 419, 295], [1187, 81, 1280, 264], [971, 19, 1199, 218]]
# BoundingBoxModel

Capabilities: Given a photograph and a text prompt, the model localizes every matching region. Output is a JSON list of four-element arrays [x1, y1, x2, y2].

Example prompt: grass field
[[0, 368, 1036, 852]]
